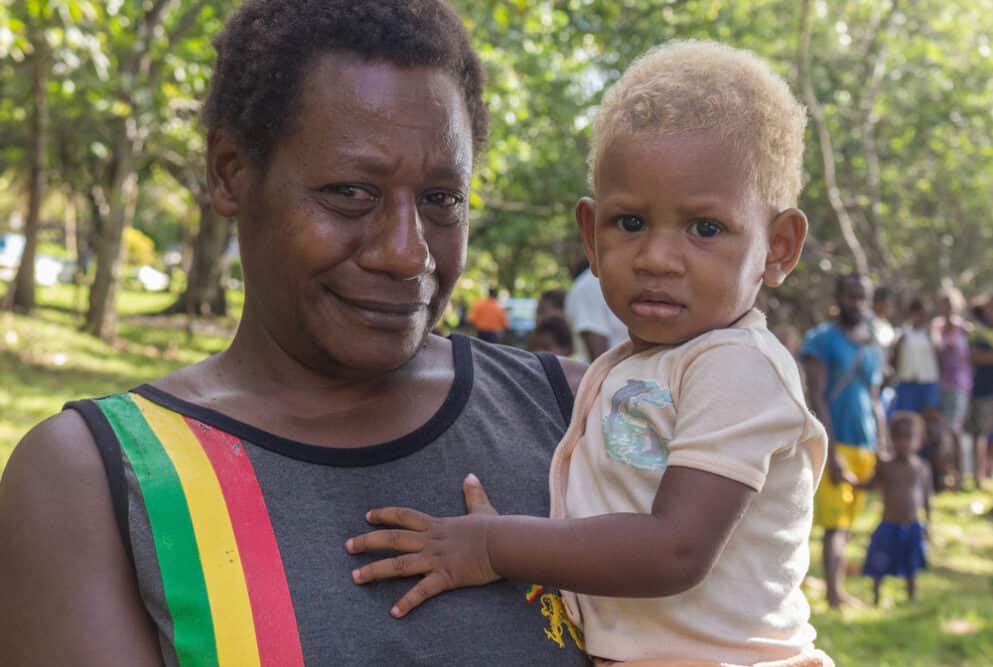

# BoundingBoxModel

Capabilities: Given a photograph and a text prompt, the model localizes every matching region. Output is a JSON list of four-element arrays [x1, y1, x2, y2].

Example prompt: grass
[[2, 285, 993, 664], [806, 490, 993, 665], [0, 283, 240, 470]]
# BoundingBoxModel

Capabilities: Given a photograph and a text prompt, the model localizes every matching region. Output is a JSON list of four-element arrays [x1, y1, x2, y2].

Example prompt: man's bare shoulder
[[0, 410, 161, 665], [2, 409, 101, 489]]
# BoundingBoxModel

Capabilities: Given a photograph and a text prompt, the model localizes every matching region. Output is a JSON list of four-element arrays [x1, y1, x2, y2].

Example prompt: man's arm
[[921, 460, 933, 525], [580, 331, 609, 361], [971, 343, 993, 365], [803, 354, 845, 484], [871, 385, 889, 458], [0, 411, 161, 666], [557, 357, 588, 395]]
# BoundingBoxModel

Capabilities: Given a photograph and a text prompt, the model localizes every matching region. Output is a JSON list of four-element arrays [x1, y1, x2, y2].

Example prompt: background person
[[859, 411, 931, 607], [890, 298, 940, 415], [527, 315, 574, 357], [0, 2, 589, 665], [565, 259, 628, 362], [969, 296, 993, 486], [802, 273, 888, 609], [467, 287, 509, 343], [932, 286, 972, 488]]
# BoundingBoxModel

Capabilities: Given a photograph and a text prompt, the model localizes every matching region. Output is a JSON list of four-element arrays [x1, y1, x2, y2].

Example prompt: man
[[565, 261, 628, 362], [801, 273, 888, 608], [0, 2, 588, 664], [467, 287, 508, 343], [969, 296, 993, 485]]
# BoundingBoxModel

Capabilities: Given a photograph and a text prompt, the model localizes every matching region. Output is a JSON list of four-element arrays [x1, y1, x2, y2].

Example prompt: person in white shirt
[[565, 263, 628, 362], [891, 298, 940, 414]]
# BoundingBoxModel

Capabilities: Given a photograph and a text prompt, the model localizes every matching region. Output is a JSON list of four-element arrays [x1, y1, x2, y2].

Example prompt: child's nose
[[633, 230, 685, 276]]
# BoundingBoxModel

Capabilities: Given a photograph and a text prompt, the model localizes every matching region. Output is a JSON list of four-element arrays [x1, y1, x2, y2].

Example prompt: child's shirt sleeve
[[665, 342, 808, 491]]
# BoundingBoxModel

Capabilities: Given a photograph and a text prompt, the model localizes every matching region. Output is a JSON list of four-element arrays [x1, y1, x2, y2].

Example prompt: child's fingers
[[390, 573, 451, 618], [346, 529, 426, 555], [366, 507, 432, 530], [352, 553, 431, 584]]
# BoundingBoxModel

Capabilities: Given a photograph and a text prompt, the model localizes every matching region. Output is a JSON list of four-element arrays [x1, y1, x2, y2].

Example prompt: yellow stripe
[[134, 395, 261, 667]]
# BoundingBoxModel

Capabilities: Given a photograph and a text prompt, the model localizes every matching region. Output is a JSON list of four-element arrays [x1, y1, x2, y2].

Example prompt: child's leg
[[872, 576, 882, 606], [906, 574, 916, 601]]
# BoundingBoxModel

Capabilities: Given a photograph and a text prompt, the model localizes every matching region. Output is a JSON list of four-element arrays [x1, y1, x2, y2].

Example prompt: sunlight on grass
[[1, 288, 242, 462], [809, 490, 993, 665]]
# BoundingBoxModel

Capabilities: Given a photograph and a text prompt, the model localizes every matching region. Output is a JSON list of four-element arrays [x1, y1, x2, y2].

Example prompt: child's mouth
[[630, 299, 685, 319]]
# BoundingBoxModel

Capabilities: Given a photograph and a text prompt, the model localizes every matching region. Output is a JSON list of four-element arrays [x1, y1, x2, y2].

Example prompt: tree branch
[[796, 0, 869, 276]]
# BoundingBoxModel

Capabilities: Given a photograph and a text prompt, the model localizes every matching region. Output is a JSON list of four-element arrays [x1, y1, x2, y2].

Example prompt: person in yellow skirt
[[802, 273, 889, 608]]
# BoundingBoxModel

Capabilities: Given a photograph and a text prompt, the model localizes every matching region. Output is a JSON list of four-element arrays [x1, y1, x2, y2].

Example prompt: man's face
[[235, 54, 474, 375], [837, 278, 870, 327]]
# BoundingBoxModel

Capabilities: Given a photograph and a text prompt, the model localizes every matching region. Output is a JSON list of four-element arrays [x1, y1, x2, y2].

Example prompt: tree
[[2, 10, 48, 313]]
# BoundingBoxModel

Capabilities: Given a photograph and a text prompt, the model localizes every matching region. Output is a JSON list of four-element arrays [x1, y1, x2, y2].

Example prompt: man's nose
[[357, 198, 434, 279]]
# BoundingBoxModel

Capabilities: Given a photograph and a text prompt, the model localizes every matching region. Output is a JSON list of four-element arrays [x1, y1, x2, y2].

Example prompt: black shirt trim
[[63, 399, 133, 562], [535, 352, 575, 426], [129, 334, 473, 467]]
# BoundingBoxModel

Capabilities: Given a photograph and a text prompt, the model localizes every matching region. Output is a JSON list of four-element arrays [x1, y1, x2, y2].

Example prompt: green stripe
[[99, 394, 218, 666]]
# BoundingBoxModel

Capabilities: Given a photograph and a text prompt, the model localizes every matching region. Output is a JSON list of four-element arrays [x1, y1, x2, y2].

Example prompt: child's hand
[[826, 451, 847, 485], [346, 474, 500, 618]]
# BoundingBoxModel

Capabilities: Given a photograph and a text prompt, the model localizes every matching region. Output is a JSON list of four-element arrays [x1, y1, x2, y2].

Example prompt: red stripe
[[188, 418, 305, 666]]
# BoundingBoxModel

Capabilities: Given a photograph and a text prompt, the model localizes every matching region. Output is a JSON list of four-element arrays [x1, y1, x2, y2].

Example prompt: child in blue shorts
[[859, 411, 932, 605]]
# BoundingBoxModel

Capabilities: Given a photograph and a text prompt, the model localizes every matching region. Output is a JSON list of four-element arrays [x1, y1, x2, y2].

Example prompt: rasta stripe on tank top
[[97, 393, 305, 667]]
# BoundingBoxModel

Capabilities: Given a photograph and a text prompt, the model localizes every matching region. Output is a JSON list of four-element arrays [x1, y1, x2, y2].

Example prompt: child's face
[[891, 423, 921, 458], [578, 130, 803, 349]]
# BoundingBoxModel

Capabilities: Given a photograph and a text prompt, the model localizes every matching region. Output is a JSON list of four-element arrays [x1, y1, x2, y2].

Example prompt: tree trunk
[[83, 118, 138, 340], [81, 0, 206, 339], [164, 202, 232, 317], [4, 29, 49, 314]]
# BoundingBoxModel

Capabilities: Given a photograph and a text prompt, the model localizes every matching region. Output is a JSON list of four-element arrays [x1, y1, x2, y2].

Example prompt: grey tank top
[[68, 335, 590, 666]]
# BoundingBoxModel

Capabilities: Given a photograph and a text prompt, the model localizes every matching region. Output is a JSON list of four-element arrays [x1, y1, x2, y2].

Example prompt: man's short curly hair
[[203, 0, 488, 169], [589, 40, 806, 209]]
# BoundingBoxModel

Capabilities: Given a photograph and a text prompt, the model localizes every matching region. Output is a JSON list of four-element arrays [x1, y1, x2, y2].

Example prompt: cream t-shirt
[[549, 310, 827, 664]]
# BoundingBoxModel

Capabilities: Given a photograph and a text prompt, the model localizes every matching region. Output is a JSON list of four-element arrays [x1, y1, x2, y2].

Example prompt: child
[[859, 411, 932, 606], [528, 315, 575, 357], [919, 407, 954, 492], [348, 41, 831, 666]]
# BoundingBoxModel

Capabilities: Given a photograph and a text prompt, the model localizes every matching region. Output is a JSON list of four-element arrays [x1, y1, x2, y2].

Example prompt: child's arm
[[921, 460, 933, 526], [851, 461, 881, 490], [347, 467, 754, 617]]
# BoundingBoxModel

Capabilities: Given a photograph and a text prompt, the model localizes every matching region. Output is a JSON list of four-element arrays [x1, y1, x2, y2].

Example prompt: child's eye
[[616, 216, 644, 232], [687, 219, 723, 238]]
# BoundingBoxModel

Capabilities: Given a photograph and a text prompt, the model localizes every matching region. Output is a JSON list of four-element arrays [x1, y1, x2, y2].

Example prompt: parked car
[[0, 233, 70, 286]]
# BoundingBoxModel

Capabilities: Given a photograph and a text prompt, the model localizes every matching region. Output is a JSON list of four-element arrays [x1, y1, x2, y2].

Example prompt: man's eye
[[421, 191, 463, 207], [321, 184, 376, 201], [616, 216, 644, 232], [688, 219, 722, 238]]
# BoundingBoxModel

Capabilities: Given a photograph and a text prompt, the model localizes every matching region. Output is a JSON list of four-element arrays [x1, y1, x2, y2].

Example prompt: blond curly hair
[[589, 40, 806, 209]]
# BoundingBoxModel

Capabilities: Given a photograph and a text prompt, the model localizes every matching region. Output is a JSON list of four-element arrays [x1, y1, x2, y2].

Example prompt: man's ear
[[575, 197, 599, 277], [763, 207, 808, 287], [207, 128, 252, 218]]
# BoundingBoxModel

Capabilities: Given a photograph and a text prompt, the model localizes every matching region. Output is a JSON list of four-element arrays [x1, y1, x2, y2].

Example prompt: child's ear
[[575, 197, 599, 277], [207, 128, 252, 218], [763, 208, 808, 287]]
